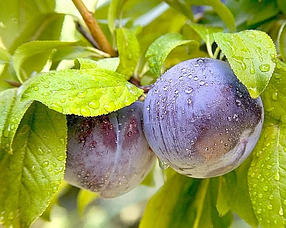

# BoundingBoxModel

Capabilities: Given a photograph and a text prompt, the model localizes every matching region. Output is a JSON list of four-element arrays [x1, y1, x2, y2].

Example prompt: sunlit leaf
[[20, 68, 143, 116], [214, 30, 276, 98], [0, 48, 11, 64], [146, 32, 198, 77], [116, 28, 140, 79], [0, 102, 66, 228], [261, 59, 286, 121], [13, 40, 92, 83], [248, 119, 286, 228], [0, 88, 32, 154], [278, 21, 286, 62]]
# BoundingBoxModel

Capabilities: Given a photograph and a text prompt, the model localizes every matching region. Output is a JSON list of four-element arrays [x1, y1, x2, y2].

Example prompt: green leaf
[[231, 158, 258, 227], [278, 0, 286, 15], [96, 58, 120, 71], [116, 28, 140, 79], [13, 40, 88, 83], [10, 13, 65, 53], [210, 179, 233, 228], [0, 0, 56, 50], [0, 48, 11, 64], [214, 30, 276, 98], [216, 172, 237, 217], [0, 102, 66, 228], [0, 88, 32, 154], [248, 119, 286, 228], [139, 174, 199, 228], [77, 189, 98, 216], [41, 181, 69, 221], [261, 59, 286, 121], [0, 89, 17, 146], [188, 22, 223, 46], [278, 21, 286, 63], [20, 68, 143, 116], [108, 0, 127, 35], [75, 58, 120, 71], [188, 22, 223, 57], [145, 32, 198, 77], [164, 0, 194, 20], [226, 0, 280, 28], [184, 0, 236, 32]]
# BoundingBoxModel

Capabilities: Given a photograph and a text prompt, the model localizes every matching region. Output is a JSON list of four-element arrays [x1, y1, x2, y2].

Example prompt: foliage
[[0, 0, 286, 227]]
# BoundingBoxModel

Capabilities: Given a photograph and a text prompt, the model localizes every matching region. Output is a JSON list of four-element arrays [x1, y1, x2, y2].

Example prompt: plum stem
[[72, 0, 116, 57], [206, 41, 214, 58], [213, 46, 221, 59]]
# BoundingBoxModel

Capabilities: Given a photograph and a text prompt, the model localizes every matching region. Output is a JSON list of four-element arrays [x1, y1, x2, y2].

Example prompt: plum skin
[[65, 101, 155, 198], [143, 58, 264, 178]]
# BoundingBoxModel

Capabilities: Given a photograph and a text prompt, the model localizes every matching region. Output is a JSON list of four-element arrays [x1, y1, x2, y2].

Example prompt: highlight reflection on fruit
[[143, 58, 264, 178]]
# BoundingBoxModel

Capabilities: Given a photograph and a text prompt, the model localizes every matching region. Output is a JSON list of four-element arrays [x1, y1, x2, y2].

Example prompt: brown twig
[[72, 0, 116, 56]]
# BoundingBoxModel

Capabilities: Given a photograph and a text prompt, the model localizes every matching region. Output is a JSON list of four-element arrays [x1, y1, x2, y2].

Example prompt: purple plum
[[143, 58, 264, 178], [65, 101, 155, 198]]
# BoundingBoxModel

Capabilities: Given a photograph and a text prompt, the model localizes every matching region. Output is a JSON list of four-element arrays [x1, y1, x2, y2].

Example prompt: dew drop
[[274, 173, 280, 181], [60, 98, 66, 103], [279, 207, 284, 216], [31, 165, 36, 172], [258, 193, 263, 198], [185, 86, 193, 94], [33, 86, 39, 91], [250, 67, 255, 74], [50, 103, 63, 112], [88, 101, 100, 109], [59, 137, 65, 145], [259, 64, 270, 72], [272, 92, 278, 100], [80, 107, 91, 116], [159, 160, 169, 169], [42, 161, 49, 167], [267, 204, 273, 210], [263, 186, 269, 191], [128, 53, 132, 59], [104, 102, 115, 112], [37, 147, 44, 155], [77, 90, 87, 98], [256, 208, 262, 214]]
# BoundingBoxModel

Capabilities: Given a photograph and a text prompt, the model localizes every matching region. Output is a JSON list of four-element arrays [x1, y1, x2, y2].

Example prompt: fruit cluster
[[65, 58, 264, 198]]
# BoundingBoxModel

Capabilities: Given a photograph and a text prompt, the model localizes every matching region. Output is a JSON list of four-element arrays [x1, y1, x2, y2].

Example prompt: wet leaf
[[0, 102, 66, 228], [248, 119, 286, 228], [278, 21, 286, 63], [20, 68, 143, 116], [145, 32, 198, 77], [116, 28, 140, 79], [0, 88, 32, 154], [261, 59, 286, 121], [214, 30, 276, 98]]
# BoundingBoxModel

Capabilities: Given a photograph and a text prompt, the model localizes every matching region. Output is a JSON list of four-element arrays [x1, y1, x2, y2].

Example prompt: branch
[[72, 0, 116, 56], [75, 21, 99, 49]]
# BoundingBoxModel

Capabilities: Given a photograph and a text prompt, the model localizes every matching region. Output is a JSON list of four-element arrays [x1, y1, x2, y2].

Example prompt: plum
[[65, 101, 155, 198], [143, 58, 264, 178]]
